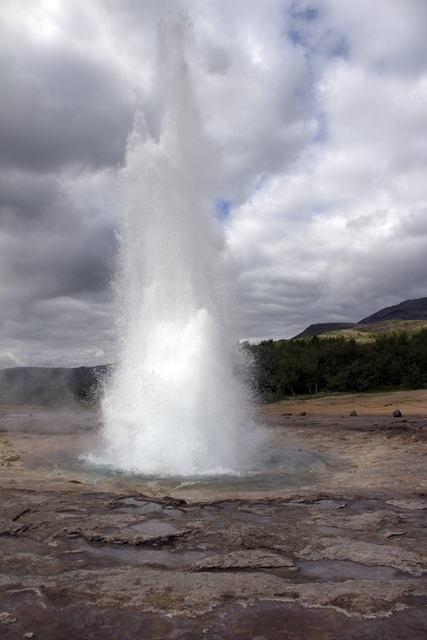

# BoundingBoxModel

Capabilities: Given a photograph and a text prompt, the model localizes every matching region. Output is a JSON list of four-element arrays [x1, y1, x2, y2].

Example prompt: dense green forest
[[245, 329, 427, 401]]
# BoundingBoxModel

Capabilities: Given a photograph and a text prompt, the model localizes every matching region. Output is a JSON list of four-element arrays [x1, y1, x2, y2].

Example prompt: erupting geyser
[[97, 20, 260, 476]]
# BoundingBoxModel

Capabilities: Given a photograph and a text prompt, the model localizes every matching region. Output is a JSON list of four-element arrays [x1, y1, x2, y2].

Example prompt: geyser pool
[[92, 19, 261, 476]]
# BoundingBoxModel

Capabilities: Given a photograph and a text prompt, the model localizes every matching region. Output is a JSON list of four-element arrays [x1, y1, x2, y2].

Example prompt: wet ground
[[0, 403, 426, 639]]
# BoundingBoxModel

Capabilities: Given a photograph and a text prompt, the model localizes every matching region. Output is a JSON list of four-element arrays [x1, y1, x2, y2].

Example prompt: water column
[[99, 18, 260, 476]]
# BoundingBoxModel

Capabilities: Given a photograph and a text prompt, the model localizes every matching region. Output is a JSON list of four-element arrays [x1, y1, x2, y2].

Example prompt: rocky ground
[[0, 396, 426, 639]]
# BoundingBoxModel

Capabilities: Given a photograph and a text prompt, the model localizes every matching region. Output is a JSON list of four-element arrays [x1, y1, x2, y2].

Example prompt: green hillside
[[321, 319, 427, 342], [292, 297, 427, 338]]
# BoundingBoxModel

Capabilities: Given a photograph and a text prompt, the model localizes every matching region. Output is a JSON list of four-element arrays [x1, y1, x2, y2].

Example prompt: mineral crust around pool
[[0, 403, 426, 639]]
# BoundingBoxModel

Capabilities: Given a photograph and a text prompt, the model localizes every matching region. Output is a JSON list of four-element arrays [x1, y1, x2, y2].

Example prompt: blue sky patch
[[313, 112, 327, 143], [289, 3, 319, 23], [330, 37, 349, 59], [215, 198, 231, 221], [254, 174, 268, 191]]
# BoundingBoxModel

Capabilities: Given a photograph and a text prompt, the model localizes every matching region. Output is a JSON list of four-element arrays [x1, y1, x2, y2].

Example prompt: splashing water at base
[[91, 18, 261, 476]]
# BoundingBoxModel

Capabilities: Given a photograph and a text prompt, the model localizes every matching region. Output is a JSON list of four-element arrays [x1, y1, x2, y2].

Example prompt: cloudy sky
[[1, 0, 426, 368]]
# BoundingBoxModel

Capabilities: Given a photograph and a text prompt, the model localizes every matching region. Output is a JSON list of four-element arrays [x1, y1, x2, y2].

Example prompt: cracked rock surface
[[0, 407, 426, 639]]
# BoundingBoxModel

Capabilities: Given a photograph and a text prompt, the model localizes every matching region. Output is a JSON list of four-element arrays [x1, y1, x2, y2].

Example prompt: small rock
[[393, 409, 402, 418], [23, 634, 35, 639], [3, 453, 19, 462], [0, 612, 16, 624], [381, 529, 407, 538], [350, 410, 357, 416], [300, 411, 306, 416], [314, 500, 347, 510]]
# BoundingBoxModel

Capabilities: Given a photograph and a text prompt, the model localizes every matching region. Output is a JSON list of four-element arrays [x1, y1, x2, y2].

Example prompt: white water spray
[[97, 20, 260, 476]]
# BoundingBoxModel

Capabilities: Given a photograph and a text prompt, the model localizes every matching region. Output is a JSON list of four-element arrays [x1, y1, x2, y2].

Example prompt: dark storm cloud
[[0, 34, 135, 171], [0, 165, 118, 367], [397, 208, 427, 239], [0, 171, 61, 222], [0, 0, 133, 365], [0, 168, 117, 297]]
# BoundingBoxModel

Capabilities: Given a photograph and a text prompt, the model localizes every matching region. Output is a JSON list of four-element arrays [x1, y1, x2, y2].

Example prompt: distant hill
[[292, 297, 427, 339], [358, 298, 427, 324], [292, 323, 357, 339], [320, 320, 427, 342]]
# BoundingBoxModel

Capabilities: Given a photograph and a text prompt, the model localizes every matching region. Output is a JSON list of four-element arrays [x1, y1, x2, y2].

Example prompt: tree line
[[244, 329, 427, 401]]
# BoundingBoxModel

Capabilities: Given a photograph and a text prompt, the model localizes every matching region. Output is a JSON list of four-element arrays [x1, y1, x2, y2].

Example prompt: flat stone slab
[[386, 499, 427, 510], [192, 549, 295, 570]]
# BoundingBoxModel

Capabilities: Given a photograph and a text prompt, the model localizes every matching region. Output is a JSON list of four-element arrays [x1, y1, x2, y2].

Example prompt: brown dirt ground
[[262, 388, 427, 416], [0, 395, 426, 639]]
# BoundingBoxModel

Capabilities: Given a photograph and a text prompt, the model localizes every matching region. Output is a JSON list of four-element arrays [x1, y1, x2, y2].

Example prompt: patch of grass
[[322, 320, 427, 342]]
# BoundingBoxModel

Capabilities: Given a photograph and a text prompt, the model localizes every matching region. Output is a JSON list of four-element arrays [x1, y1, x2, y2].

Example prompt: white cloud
[[0, 0, 426, 364]]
